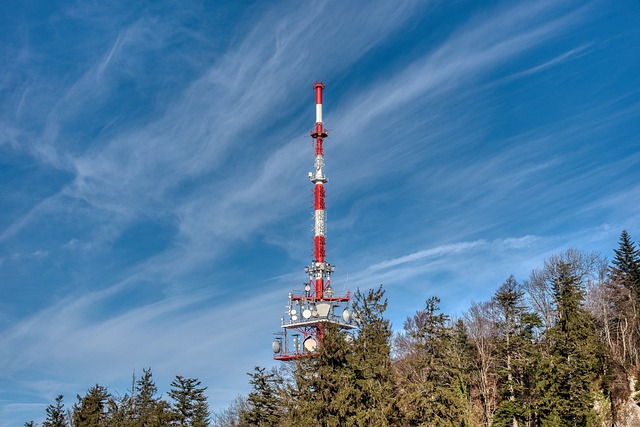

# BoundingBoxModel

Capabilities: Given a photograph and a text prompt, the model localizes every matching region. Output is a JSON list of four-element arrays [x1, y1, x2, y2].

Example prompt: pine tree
[[608, 230, 640, 366], [168, 376, 210, 427], [132, 368, 174, 426], [537, 261, 600, 426], [105, 372, 136, 426], [491, 276, 542, 427], [288, 322, 358, 426], [43, 395, 68, 427], [449, 319, 475, 426], [350, 286, 400, 426], [241, 366, 284, 426], [73, 384, 111, 427], [285, 287, 398, 426], [105, 393, 133, 427], [603, 231, 640, 423], [394, 296, 469, 426], [103, 369, 175, 427], [610, 230, 640, 293]]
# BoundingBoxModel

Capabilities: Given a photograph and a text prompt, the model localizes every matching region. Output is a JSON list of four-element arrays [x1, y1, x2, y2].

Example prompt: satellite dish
[[342, 308, 351, 323], [290, 309, 297, 315], [272, 339, 281, 353], [292, 315, 298, 321], [303, 309, 312, 319], [305, 284, 311, 292], [303, 337, 318, 352], [312, 310, 318, 317], [316, 302, 331, 318]]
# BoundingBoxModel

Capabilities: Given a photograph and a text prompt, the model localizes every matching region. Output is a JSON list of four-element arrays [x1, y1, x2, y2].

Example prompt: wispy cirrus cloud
[[6, 0, 422, 228], [368, 240, 488, 272], [2, 1, 638, 425], [511, 43, 594, 78], [331, 0, 586, 133], [0, 283, 287, 413], [361, 236, 542, 281]]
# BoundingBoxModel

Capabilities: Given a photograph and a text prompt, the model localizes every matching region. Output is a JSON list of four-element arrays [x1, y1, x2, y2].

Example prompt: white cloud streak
[[2, 1, 638, 425]]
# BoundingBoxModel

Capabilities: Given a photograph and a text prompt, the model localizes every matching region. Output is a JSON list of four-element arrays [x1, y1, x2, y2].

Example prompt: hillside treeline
[[215, 230, 640, 427], [26, 371, 210, 427], [29, 230, 640, 426]]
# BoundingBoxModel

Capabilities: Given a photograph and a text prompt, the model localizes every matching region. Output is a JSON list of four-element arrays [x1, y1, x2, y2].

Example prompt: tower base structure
[[272, 263, 355, 360]]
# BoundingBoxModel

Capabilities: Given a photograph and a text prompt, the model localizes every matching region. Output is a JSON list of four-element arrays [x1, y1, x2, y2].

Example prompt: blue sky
[[1, 0, 639, 424]]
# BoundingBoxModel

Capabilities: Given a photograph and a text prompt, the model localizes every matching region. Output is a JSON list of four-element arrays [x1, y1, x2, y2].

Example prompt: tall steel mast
[[273, 83, 355, 360], [311, 82, 328, 299]]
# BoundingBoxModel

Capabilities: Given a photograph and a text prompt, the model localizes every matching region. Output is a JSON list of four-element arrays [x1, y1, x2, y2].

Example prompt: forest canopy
[[28, 230, 640, 427]]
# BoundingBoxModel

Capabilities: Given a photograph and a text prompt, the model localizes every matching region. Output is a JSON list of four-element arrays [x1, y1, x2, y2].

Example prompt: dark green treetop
[[395, 296, 470, 426], [537, 261, 600, 426], [73, 384, 111, 427], [611, 230, 640, 291], [350, 286, 400, 426], [168, 376, 210, 427], [43, 394, 68, 427], [241, 366, 284, 426]]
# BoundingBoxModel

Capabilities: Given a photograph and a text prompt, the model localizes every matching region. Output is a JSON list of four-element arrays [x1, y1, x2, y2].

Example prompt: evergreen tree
[[152, 400, 175, 426], [105, 393, 133, 427], [610, 230, 640, 293], [604, 230, 640, 425], [102, 369, 175, 427], [537, 261, 600, 426], [494, 276, 522, 423], [608, 230, 640, 367], [287, 286, 397, 426], [241, 366, 284, 426], [106, 372, 136, 426], [491, 277, 542, 427], [168, 376, 210, 427], [288, 322, 358, 426], [350, 286, 400, 426], [43, 394, 68, 427], [394, 296, 469, 426], [135, 368, 159, 422], [132, 368, 174, 425], [449, 319, 475, 425], [73, 384, 111, 427]]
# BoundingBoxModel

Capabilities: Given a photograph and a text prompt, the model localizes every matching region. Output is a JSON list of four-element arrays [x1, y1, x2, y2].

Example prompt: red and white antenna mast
[[311, 82, 328, 299], [273, 83, 355, 360]]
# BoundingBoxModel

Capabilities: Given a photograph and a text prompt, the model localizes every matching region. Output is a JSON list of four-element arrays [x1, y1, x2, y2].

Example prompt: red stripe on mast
[[314, 236, 325, 263], [314, 186, 325, 210], [315, 84, 323, 104]]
